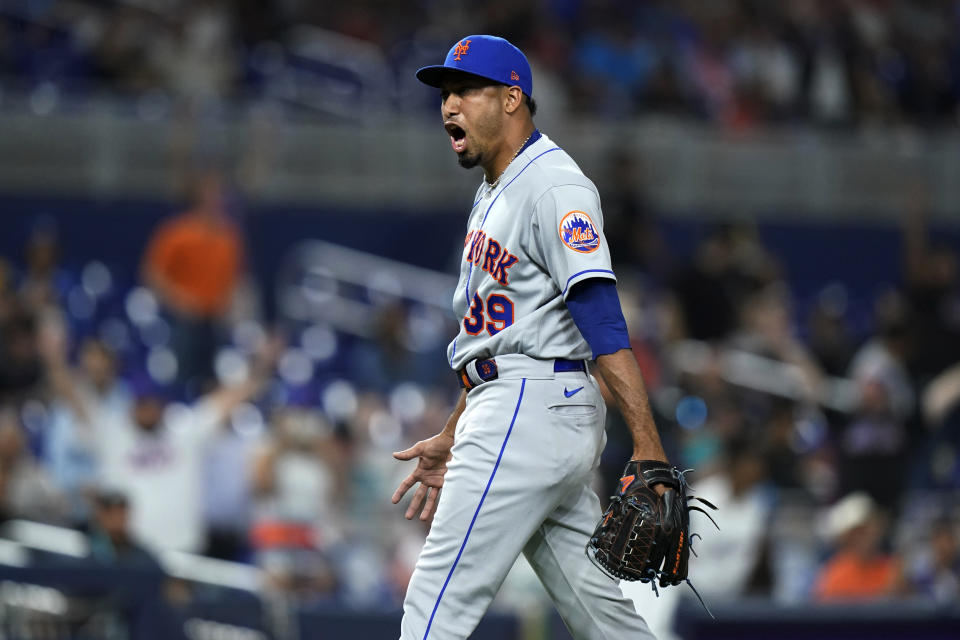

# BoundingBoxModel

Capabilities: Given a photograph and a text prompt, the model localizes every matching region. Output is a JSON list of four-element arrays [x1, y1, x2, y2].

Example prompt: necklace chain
[[487, 131, 534, 189]]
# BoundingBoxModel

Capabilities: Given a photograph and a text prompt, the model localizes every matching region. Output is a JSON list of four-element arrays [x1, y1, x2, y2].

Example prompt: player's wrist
[[630, 451, 668, 464]]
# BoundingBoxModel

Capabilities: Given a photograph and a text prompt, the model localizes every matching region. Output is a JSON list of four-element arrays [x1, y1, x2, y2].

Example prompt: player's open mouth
[[445, 122, 467, 154]]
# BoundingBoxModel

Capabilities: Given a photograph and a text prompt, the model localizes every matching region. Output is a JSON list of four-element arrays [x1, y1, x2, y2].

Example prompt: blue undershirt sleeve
[[565, 278, 631, 360]]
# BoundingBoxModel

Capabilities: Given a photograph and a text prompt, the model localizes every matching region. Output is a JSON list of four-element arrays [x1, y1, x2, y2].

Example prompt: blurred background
[[0, 0, 959, 639]]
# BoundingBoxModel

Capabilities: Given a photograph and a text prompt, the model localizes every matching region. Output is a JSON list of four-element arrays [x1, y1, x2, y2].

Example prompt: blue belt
[[553, 359, 588, 373], [457, 358, 586, 391]]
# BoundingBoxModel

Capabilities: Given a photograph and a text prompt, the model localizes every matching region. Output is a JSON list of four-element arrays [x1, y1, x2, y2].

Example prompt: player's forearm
[[441, 390, 467, 439], [595, 348, 667, 462]]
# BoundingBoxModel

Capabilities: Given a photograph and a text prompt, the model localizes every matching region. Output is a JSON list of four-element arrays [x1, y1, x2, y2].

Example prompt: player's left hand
[[392, 432, 455, 522], [587, 460, 718, 587]]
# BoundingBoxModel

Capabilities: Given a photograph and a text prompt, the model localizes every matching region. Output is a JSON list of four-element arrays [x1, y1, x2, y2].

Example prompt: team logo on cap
[[559, 211, 601, 253], [453, 39, 472, 61]]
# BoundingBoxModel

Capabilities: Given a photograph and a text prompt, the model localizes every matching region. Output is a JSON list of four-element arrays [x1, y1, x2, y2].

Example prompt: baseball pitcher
[[392, 35, 708, 640]]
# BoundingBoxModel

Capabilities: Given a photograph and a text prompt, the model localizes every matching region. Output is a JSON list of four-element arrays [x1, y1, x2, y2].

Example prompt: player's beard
[[457, 147, 482, 169], [456, 115, 499, 170], [453, 129, 484, 169], [457, 105, 504, 169]]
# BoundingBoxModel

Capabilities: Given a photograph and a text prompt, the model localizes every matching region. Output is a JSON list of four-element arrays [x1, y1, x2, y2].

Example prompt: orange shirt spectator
[[815, 491, 903, 602], [814, 550, 899, 601], [144, 176, 243, 318]]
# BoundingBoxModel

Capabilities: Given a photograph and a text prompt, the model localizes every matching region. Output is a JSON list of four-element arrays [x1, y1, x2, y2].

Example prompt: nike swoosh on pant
[[564, 386, 584, 398]]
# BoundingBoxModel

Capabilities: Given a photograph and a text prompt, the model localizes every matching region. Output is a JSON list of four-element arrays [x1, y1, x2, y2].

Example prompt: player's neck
[[483, 123, 537, 185]]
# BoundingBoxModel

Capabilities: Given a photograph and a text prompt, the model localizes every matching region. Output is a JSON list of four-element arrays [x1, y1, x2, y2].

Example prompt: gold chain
[[487, 131, 534, 189], [510, 131, 533, 163]]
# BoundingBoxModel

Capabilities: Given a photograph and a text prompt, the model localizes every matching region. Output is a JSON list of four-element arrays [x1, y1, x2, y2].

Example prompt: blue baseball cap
[[416, 35, 533, 98], [128, 369, 169, 400]]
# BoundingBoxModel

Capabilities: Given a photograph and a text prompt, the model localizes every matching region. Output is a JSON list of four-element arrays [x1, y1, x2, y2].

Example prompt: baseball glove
[[586, 460, 717, 604]]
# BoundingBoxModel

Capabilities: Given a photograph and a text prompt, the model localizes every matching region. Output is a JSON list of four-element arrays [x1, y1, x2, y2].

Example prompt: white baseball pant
[[400, 355, 655, 640]]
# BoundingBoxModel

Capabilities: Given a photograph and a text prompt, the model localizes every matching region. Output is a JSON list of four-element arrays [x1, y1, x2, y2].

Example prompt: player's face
[[440, 75, 506, 170]]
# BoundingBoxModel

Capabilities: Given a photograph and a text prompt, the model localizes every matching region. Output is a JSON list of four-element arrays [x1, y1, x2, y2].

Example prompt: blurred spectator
[[0, 303, 43, 403], [571, 16, 658, 118], [728, 17, 802, 124], [918, 362, 960, 489], [807, 286, 856, 377], [667, 356, 738, 474], [922, 362, 960, 430], [153, 1, 239, 103], [729, 284, 825, 403], [39, 318, 132, 523], [87, 489, 160, 569], [94, 346, 275, 554], [686, 7, 738, 122], [89, 4, 166, 93], [0, 258, 16, 323], [839, 362, 910, 507], [671, 230, 739, 341], [251, 408, 340, 600], [85, 487, 188, 640], [347, 303, 437, 393], [201, 419, 258, 562], [902, 189, 960, 383], [19, 219, 71, 312], [0, 407, 65, 524], [600, 149, 666, 278], [142, 171, 244, 389], [670, 224, 781, 343], [761, 397, 804, 491], [337, 393, 426, 606], [814, 492, 903, 601], [848, 291, 915, 421], [907, 519, 960, 604], [688, 438, 773, 599]]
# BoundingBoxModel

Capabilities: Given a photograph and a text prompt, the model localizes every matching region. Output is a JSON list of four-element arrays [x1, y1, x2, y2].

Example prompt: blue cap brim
[[415, 65, 507, 90]]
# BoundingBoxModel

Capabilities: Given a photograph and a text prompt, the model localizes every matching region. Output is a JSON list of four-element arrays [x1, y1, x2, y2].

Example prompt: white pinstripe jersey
[[447, 132, 617, 371]]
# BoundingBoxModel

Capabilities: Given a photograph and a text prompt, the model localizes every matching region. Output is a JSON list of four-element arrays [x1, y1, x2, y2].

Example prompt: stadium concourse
[[0, 1, 959, 639]]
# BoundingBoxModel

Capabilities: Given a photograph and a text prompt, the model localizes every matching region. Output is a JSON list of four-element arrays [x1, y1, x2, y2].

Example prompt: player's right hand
[[391, 432, 454, 522]]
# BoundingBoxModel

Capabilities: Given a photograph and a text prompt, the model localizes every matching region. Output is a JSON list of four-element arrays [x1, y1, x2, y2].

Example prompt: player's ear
[[503, 86, 523, 115]]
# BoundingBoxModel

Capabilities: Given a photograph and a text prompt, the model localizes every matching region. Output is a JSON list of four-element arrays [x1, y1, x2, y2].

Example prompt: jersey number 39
[[464, 293, 515, 336]]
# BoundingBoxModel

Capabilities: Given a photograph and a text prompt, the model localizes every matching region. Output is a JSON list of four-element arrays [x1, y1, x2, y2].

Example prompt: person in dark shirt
[[88, 489, 159, 568]]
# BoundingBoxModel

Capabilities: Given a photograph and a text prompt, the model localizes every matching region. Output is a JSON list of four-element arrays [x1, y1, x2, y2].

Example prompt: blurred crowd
[[1, 0, 960, 128], [0, 173, 452, 609], [600, 171, 960, 608], [0, 168, 958, 616]]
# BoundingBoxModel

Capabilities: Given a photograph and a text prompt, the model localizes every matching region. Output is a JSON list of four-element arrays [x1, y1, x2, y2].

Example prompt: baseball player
[[392, 35, 672, 640]]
